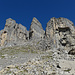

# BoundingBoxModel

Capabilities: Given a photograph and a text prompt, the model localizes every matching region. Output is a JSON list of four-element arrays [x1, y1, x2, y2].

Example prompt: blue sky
[[0, 0, 75, 30]]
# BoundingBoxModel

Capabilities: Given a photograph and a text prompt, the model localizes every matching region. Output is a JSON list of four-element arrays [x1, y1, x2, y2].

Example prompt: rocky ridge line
[[0, 17, 75, 55], [0, 17, 75, 75]]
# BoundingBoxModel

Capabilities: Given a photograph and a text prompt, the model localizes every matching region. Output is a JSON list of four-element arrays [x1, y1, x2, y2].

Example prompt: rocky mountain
[[0, 18, 28, 46], [45, 17, 75, 53], [0, 17, 75, 75], [0, 17, 75, 54]]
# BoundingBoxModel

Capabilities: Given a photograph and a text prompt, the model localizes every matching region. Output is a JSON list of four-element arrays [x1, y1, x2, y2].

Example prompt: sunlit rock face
[[0, 18, 28, 46], [29, 17, 45, 40], [0, 17, 75, 55], [45, 17, 75, 52]]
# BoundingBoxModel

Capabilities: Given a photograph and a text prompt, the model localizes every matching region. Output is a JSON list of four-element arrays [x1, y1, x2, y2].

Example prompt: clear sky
[[0, 0, 75, 30]]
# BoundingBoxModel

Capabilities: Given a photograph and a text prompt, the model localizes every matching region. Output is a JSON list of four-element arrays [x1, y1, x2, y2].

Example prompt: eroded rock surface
[[29, 17, 45, 40], [45, 17, 75, 53], [0, 18, 28, 46], [0, 17, 75, 75], [0, 17, 75, 52]]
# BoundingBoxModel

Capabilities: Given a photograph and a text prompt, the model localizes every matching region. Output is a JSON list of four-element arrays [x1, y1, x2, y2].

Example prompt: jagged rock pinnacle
[[29, 17, 44, 39], [0, 17, 75, 55], [31, 17, 43, 29], [0, 18, 28, 46]]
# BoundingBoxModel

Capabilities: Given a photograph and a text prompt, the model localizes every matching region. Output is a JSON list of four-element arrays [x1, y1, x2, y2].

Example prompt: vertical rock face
[[0, 17, 75, 54], [0, 18, 28, 46], [0, 31, 7, 46], [29, 17, 45, 40], [45, 17, 75, 51]]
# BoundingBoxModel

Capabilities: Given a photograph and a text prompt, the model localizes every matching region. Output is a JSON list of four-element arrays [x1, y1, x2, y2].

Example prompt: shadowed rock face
[[0, 18, 28, 46], [45, 17, 75, 52], [68, 49, 75, 55], [29, 17, 45, 40]]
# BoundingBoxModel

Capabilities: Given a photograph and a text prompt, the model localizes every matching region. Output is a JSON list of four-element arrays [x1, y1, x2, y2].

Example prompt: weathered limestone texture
[[29, 17, 45, 40], [45, 17, 75, 53], [0, 17, 75, 55], [0, 18, 28, 46]]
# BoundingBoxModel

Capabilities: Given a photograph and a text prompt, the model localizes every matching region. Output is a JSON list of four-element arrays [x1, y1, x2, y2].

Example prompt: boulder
[[68, 49, 75, 55]]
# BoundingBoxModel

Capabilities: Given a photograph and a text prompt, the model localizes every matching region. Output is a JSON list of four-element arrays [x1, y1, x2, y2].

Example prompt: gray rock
[[0, 17, 75, 53], [45, 17, 75, 51], [29, 17, 45, 40], [68, 49, 75, 55], [0, 18, 28, 46], [0, 17, 75, 75]]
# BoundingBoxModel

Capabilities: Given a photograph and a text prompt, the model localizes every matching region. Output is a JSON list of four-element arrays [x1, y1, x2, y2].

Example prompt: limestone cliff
[[45, 17, 75, 54], [0, 17, 75, 75], [29, 17, 45, 40], [0, 17, 75, 55], [0, 18, 28, 46]]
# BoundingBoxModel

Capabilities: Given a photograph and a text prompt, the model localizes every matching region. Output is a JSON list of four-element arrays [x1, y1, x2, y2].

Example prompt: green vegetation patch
[[0, 45, 39, 58], [64, 68, 71, 72], [41, 55, 53, 60]]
